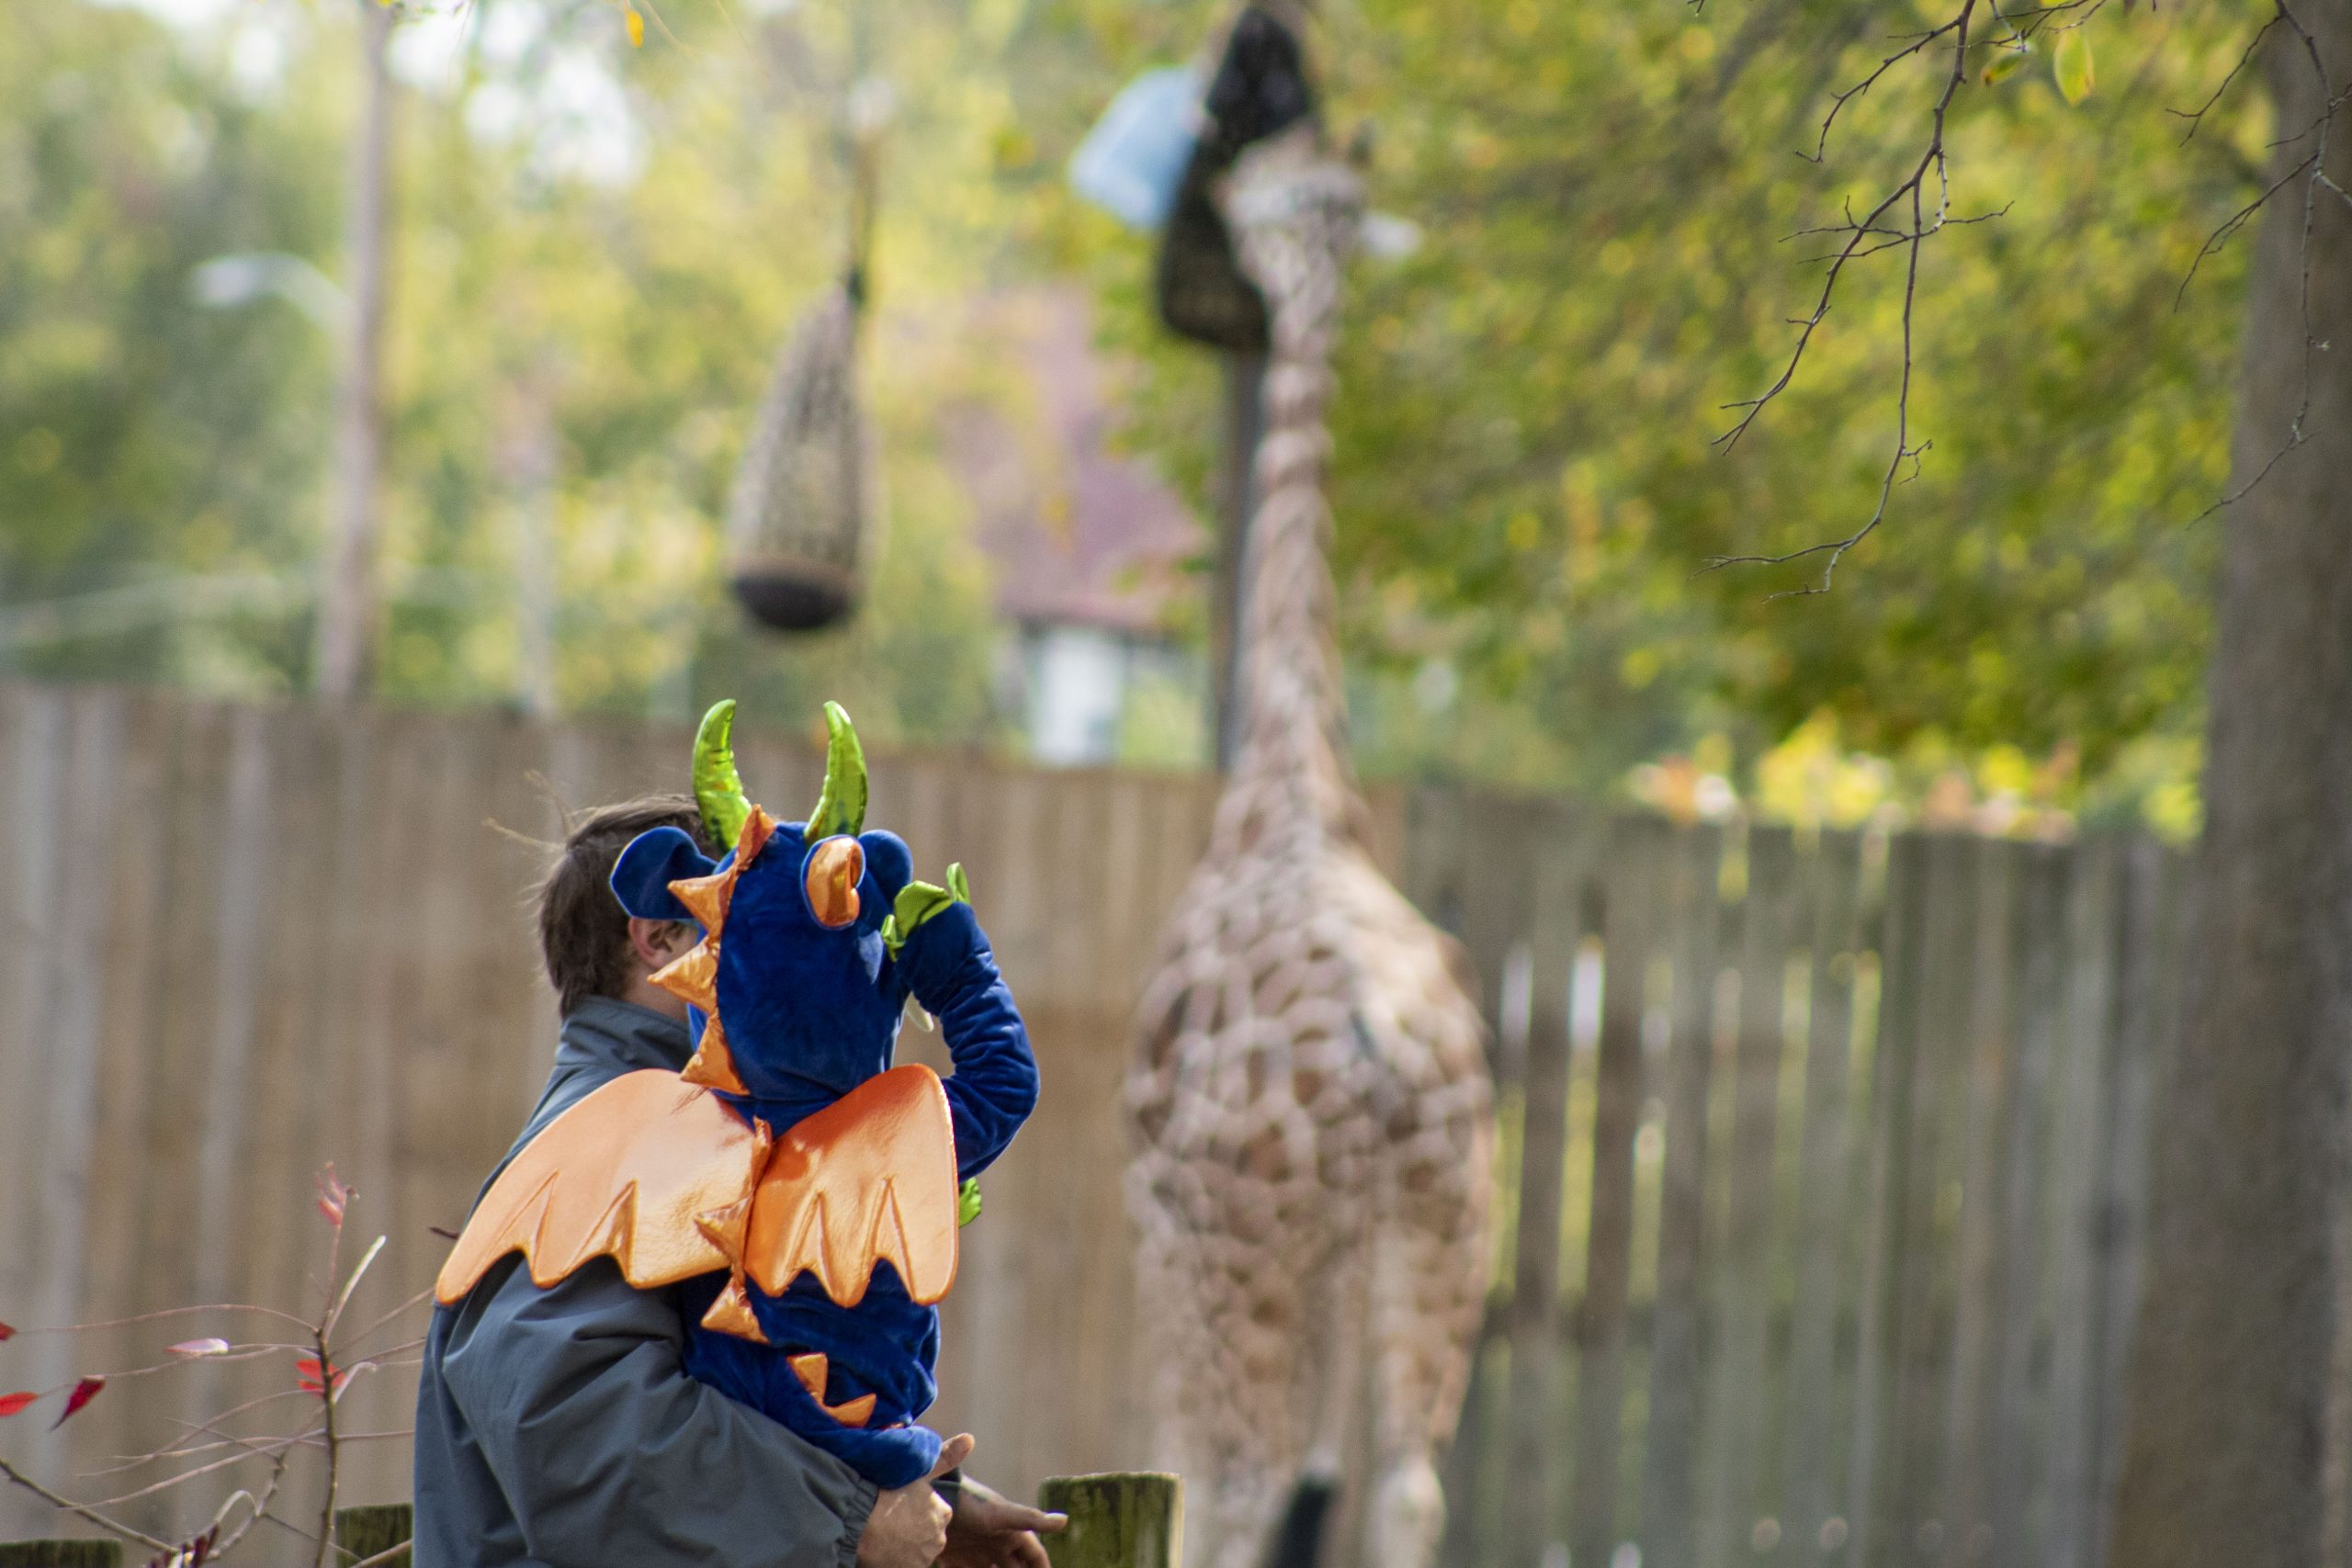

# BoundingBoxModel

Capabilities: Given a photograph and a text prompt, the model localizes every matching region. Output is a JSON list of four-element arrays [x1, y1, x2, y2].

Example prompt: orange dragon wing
[[435, 1070, 765, 1304], [741, 1064, 961, 1310]]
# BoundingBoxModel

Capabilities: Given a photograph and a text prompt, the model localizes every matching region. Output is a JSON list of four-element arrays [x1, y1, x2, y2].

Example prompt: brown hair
[[537, 795, 715, 1018]]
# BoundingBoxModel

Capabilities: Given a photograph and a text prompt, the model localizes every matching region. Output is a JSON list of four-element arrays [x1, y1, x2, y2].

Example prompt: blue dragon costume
[[434, 701, 1039, 1488]]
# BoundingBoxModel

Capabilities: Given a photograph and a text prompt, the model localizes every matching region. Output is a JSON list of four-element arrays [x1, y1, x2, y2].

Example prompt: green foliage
[[1057, 0, 2269, 810], [2054, 28, 2097, 105], [3, 0, 1047, 752], [0, 4, 341, 688], [4, 0, 2284, 825]]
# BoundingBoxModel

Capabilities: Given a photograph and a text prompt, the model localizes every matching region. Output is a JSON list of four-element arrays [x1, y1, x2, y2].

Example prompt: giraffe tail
[[1261, 1472, 1340, 1568]]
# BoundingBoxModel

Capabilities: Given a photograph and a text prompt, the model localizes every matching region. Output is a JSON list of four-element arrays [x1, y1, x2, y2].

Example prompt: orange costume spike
[[789, 1354, 878, 1427], [650, 807, 779, 1096]]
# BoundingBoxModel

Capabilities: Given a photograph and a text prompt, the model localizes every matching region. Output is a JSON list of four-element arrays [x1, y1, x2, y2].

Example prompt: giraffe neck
[[1211, 135, 1369, 860]]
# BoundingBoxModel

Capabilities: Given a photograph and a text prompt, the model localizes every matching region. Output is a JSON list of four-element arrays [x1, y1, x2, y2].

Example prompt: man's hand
[[859, 1434, 975, 1568], [940, 1474, 1068, 1568]]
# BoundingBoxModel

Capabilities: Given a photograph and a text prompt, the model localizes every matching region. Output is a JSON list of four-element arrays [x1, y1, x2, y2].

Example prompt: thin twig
[[0, 1456, 176, 1551], [323, 1235, 388, 1342], [2171, 11, 2280, 141], [2, 1303, 315, 1336], [311, 1325, 343, 1568], [346, 1543, 417, 1568], [85, 1427, 325, 1507], [333, 1289, 435, 1358], [1718, 0, 1983, 459], [1707, 0, 1985, 591]]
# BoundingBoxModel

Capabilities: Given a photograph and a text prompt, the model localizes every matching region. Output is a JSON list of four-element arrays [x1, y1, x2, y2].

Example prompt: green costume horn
[[807, 702, 867, 840], [693, 700, 752, 850]]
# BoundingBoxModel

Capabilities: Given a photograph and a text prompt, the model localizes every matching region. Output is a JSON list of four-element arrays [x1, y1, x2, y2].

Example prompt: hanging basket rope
[[727, 31, 888, 636]]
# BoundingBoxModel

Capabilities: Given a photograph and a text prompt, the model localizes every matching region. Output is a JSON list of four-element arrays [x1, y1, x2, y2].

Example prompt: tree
[[2109, 6, 2352, 1562], [1601, 3, 2351, 1554]]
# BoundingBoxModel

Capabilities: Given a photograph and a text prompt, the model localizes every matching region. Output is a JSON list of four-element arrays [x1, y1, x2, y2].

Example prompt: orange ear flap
[[804, 836, 865, 930]]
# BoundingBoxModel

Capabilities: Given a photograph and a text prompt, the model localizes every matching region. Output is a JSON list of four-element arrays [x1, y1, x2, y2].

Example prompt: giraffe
[[1125, 124, 1496, 1568]]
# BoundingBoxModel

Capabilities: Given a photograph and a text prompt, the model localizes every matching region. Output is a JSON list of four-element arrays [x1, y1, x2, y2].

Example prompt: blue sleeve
[[890, 902, 1038, 1179]]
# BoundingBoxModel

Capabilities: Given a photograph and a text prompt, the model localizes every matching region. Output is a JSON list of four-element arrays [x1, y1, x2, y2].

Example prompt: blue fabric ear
[[859, 830, 913, 904], [610, 827, 718, 924]]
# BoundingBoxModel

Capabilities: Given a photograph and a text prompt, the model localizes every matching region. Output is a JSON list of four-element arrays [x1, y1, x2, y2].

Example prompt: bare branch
[[0, 1457, 176, 1552], [1708, 173, 1937, 595], [2171, 11, 2281, 141]]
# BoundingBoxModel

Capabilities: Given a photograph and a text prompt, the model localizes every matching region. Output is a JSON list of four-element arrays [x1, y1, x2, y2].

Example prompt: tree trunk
[[315, 0, 393, 703], [2108, 12, 2352, 1567]]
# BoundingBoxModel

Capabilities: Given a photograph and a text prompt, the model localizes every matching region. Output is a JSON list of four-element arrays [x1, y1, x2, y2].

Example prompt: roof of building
[[942, 288, 1204, 637]]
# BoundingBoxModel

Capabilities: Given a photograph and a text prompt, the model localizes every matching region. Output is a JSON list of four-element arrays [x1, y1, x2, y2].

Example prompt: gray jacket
[[412, 998, 878, 1567]]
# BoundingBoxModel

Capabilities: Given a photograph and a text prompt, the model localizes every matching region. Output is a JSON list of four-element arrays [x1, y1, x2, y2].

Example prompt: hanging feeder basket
[[726, 282, 873, 632]]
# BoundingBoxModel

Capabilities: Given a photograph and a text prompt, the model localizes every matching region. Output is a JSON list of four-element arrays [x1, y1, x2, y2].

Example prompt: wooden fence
[[1418, 811, 2181, 1568], [0, 683, 2178, 1567]]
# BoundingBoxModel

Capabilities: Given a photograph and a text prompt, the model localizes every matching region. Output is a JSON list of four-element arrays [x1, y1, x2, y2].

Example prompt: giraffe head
[[608, 699, 922, 1104]]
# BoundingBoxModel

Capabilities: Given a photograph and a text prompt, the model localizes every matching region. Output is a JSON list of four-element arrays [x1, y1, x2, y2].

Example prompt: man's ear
[[611, 827, 718, 923], [627, 916, 697, 971]]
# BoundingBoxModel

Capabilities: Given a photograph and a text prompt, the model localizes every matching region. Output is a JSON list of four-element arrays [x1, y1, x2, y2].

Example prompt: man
[[413, 795, 1063, 1568]]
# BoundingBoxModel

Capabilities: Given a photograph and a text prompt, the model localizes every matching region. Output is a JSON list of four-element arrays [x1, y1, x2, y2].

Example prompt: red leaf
[[168, 1337, 230, 1359], [51, 1376, 102, 1428], [297, 1355, 362, 1400], [315, 1164, 351, 1227], [0, 1319, 15, 1341], [0, 1391, 37, 1417]]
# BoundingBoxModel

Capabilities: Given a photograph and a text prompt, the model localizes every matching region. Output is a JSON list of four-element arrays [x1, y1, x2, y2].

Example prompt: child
[[437, 699, 1037, 1490]]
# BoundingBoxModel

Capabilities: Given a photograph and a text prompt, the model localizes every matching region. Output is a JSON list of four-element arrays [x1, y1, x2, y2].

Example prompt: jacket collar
[[554, 996, 695, 1079]]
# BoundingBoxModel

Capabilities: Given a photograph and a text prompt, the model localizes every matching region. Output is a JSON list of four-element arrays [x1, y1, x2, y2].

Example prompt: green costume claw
[[957, 1178, 983, 1227], [694, 700, 752, 850], [807, 701, 868, 840], [882, 862, 971, 959]]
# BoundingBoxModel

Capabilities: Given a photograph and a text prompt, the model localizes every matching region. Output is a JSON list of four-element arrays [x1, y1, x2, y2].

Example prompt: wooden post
[[0, 1544, 123, 1567], [334, 1504, 413, 1566], [1037, 1473, 1182, 1568]]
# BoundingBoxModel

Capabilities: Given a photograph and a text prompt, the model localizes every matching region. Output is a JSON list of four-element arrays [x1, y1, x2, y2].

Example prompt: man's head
[[537, 795, 715, 1021]]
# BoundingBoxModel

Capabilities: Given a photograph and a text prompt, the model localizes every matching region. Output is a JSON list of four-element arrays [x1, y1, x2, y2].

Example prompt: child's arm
[[891, 901, 1038, 1179]]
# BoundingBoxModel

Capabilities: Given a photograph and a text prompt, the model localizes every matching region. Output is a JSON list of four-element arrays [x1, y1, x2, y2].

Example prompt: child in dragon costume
[[435, 701, 1039, 1488]]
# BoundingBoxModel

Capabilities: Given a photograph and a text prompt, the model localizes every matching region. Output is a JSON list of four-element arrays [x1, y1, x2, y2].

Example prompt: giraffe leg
[[1134, 1164, 1326, 1568], [1364, 1145, 1492, 1568], [1194, 1258, 1320, 1568]]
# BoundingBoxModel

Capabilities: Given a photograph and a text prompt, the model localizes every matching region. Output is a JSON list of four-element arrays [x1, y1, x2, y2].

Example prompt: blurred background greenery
[[1, 0, 2265, 835]]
